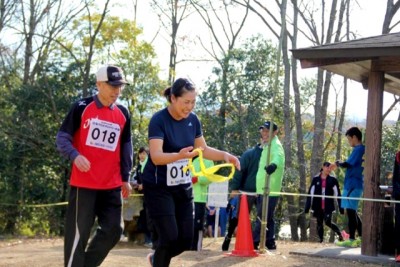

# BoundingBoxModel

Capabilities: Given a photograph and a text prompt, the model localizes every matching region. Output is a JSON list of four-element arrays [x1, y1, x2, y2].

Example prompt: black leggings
[[347, 208, 362, 240], [144, 183, 194, 267], [316, 212, 341, 241], [152, 215, 193, 267]]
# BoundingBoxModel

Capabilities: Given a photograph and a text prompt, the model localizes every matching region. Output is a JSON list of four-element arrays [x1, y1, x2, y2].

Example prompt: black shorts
[[144, 182, 193, 217]]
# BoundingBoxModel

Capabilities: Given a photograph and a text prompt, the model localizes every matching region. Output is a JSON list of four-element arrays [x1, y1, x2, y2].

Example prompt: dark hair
[[320, 162, 330, 172], [136, 146, 148, 161], [345, 127, 362, 141], [322, 161, 331, 167], [163, 78, 195, 102]]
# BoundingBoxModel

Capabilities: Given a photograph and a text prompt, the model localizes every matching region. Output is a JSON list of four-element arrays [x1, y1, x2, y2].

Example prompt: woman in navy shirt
[[142, 78, 240, 267]]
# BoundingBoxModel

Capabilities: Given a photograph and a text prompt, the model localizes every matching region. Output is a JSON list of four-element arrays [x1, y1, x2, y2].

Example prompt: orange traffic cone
[[227, 194, 258, 257]]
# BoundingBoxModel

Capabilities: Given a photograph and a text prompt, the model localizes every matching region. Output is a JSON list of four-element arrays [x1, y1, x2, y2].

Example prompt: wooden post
[[362, 62, 384, 256]]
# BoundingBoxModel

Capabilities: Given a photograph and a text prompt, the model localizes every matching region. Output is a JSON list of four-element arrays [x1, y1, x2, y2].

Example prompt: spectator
[[191, 156, 214, 251], [335, 127, 365, 248], [392, 148, 400, 262], [254, 121, 285, 250], [305, 161, 344, 242]]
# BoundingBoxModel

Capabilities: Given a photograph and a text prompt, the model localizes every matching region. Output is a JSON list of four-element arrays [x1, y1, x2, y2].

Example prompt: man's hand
[[74, 155, 91, 172], [265, 163, 277, 175], [230, 190, 240, 198], [121, 182, 132, 199]]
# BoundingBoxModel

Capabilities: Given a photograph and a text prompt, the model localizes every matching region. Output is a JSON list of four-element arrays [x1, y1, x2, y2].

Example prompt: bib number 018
[[166, 159, 191, 186]]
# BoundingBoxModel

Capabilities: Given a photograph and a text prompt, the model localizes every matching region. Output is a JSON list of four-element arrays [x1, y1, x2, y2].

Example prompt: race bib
[[166, 159, 191, 186], [85, 118, 121, 151]]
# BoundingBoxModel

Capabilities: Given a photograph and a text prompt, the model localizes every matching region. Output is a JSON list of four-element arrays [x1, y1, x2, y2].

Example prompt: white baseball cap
[[96, 65, 129, 86]]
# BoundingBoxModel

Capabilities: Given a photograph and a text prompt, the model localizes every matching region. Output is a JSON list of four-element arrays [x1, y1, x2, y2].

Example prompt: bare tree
[[381, 0, 400, 120], [190, 0, 250, 149], [151, 0, 192, 84], [12, 0, 85, 85], [0, 0, 17, 32], [80, 0, 111, 96], [382, 0, 400, 34]]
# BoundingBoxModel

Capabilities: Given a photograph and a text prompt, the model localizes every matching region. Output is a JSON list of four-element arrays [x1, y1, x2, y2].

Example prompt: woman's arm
[[148, 138, 198, 165], [194, 136, 240, 170]]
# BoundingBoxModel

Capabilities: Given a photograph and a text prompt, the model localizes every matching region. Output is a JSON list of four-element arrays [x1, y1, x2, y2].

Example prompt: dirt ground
[[0, 237, 385, 267]]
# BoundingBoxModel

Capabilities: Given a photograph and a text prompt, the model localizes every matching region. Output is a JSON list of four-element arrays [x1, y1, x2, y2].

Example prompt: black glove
[[265, 163, 277, 175], [335, 160, 350, 168]]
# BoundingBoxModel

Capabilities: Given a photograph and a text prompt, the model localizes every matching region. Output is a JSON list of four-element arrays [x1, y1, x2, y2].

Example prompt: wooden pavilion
[[292, 32, 400, 256]]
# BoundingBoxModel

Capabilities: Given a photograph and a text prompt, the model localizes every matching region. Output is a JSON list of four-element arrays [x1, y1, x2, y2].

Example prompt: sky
[[121, 1, 399, 122]]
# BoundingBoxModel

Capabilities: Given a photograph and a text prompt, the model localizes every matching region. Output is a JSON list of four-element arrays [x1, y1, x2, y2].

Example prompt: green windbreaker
[[256, 136, 285, 196]]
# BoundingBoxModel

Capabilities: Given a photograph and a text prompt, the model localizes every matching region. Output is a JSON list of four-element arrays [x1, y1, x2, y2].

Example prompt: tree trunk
[[362, 66, 384, 256]]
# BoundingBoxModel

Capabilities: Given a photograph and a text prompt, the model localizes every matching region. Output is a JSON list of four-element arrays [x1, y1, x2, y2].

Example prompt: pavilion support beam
[[362, 64, 384, 256]]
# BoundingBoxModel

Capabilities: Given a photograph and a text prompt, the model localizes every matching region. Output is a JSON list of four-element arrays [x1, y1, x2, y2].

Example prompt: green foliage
[[197, 35, 284, 155], [0, 12, 166, 236], [381, 123, 400, 185], [0, 62, 82, 236]]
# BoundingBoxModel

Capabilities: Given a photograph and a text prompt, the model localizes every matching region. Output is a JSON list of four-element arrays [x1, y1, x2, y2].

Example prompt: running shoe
[[395, 254, 400, 262], [146, 252, 154, 267], [144, 242, 153, 248]]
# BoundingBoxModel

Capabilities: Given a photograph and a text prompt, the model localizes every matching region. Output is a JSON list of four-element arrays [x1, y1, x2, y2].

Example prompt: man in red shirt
[[56, 65, 133, 267]]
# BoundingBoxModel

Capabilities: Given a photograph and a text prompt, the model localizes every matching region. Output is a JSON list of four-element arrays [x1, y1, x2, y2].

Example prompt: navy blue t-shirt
[[142, 108, 202, 186]]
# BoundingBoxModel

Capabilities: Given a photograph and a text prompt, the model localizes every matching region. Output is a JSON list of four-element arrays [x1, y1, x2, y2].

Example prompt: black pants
[[253, 196, 278, 247], [316, 212, 341, 241], [64, 186, 123, 267], [191, 202, 206, 251], [395, 202, 400, 254], [347, 208, 362, 240], [225, 195, 257, 239], [144, 184, 193, 267]]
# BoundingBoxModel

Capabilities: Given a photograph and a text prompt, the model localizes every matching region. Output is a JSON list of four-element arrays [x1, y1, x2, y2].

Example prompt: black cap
[[259, 121, 278, 131]]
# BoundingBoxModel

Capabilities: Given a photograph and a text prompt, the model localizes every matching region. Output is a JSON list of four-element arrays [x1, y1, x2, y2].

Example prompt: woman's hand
[[179, 146, 199, 159], [223, 152, 241, 170]]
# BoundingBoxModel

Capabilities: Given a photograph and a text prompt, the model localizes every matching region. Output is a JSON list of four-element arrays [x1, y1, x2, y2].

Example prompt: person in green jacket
[[254, 121, 285, 250], [222, 141, 262, 251], [190, 156, 214, 251]]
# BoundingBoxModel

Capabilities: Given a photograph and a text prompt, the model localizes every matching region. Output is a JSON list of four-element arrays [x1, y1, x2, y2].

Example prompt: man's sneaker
[[395, 255, 400, 262], [253, 242, 259, 250], [266, 243, 277, 250], [144, 242, 153, 248], [222, 236, 231, 251], [146, 252, 154, 267], [338, 235, 344, 242]]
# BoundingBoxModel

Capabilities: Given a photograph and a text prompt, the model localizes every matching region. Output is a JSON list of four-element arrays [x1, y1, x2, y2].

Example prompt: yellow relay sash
[[183, 148, 235, 183]]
